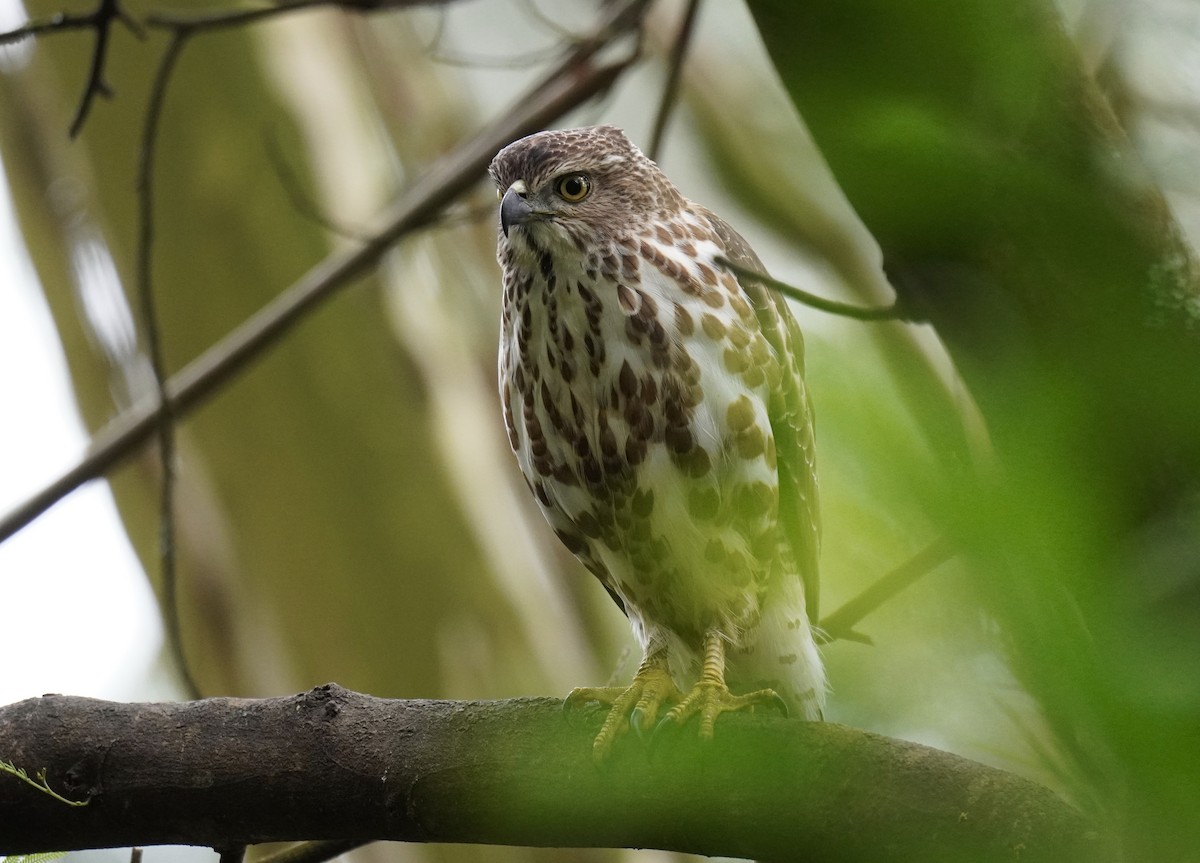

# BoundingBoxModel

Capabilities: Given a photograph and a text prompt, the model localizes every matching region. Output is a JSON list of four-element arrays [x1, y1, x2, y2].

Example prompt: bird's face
[[489, 125, 683, 265]]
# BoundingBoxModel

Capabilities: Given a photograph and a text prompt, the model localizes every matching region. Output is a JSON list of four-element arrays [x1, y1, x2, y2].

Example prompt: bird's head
[[488, 125, 684, 264]]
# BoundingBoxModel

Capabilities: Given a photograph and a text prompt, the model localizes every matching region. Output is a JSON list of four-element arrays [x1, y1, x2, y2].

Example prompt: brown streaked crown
[[489, 125, 687, 246]]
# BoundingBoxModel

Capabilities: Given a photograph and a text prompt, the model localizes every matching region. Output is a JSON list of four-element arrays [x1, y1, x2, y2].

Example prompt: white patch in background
[[0, 146, 162, 705]]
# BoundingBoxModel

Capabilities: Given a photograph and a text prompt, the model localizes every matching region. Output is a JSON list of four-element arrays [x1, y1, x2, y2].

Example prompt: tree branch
[[0, 0, 648, 546], [0, 686, 1107, 862]]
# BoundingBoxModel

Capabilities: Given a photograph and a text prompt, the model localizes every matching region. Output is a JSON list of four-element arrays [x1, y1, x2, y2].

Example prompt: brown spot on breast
[[617, 283, 639, 314], [619, 360, 638, 398], [674, 303, 695, 336], [736, 424, 766, 459], [640, 291, 658, 318], [778, 653, 799, 666], [624, 399, 650, 440], [599, 421, 620, 463], [555, 527, 587, 554], [702, 290, 726, 309], [621, 253, 640, 282], [705, 538, 727, 563], [726, 395, 755, 432], [573, 433, 591, 459], [701, 313, 726, 340], [734, 481, 776, 518], [679, 446, 711, 477], [666, 424, 694, 454], [749, 334, 770, 364], [632, 487, 655, 517], [742, 365, 765, 388], [576, 510, 601, 538], [582, 455, 602, 485]]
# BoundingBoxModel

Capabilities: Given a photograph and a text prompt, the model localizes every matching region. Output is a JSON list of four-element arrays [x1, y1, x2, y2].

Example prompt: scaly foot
[[659, 631, 787, 739], [660, 679, 787, 739], [566, 652, 681, 761]]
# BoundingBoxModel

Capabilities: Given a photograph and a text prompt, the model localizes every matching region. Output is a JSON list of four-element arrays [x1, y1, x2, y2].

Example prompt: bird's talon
[[766, 690, 789, 718]]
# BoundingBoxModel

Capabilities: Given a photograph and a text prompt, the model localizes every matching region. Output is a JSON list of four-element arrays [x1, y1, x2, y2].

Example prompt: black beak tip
[[500, 188, 533, 238]]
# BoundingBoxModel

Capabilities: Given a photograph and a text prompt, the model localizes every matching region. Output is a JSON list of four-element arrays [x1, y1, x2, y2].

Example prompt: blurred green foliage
[[747, 0, 1200, 859], [3, 0, 1200, 860]]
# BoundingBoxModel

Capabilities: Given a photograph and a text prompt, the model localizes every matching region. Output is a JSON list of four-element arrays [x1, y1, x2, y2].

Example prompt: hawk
[[489, 125, 825, 758]]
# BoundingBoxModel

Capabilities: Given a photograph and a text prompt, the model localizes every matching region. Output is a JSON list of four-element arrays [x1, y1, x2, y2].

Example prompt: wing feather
[[704, 210, 821, 623]]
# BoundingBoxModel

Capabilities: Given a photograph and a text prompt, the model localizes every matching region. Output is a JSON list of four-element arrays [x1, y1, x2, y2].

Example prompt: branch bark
[[0, 686, 1107, 862]]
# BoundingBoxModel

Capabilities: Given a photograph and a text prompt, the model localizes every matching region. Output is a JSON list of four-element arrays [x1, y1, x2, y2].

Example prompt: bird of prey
[[489, 125, 825, 758]]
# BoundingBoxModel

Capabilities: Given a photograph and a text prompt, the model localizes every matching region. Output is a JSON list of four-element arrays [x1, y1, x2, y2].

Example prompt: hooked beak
[[500, 186, 535, 237]]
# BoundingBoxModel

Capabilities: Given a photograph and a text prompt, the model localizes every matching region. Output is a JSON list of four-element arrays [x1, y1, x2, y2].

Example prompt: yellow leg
[[661, 631, 787, 739], [566, 649, 681, 761]]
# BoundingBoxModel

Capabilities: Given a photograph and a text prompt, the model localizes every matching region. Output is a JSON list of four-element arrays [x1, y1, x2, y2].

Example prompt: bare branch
[[0, 0, 142, 137], [134, 27, 196, 698], [647, 0, 701, 161], [0, 688, 1111, 862], [819, 536, 956, 644], [0, 0, 649, 546], [144, 0, 466, 35], [68, 0, 142, 137]]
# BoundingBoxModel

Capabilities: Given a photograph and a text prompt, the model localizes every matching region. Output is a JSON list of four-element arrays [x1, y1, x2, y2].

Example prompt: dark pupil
[[563, 177, 584, 197]]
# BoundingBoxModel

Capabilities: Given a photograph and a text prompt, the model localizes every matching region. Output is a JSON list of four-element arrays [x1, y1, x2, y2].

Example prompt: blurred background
[[1, 0, 1198, 861]]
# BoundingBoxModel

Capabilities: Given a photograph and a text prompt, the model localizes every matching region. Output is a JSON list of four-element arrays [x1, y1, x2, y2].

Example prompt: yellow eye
[[555, 174, 592, 203]]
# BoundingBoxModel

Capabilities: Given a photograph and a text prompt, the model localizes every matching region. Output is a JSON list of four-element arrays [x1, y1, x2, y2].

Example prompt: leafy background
[[2, 0, 1199, 861]]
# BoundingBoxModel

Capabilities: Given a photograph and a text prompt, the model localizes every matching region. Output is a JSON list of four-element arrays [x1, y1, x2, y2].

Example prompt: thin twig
[[145, 0, 463, 34], [717, 255, 912, 322], [818, 536, 956, 644], [69, 0, 143, 137], [0, 0, 649, 545], [647, 0, 701, 161], [0, 11, 107, 44], [0, 0, 142, 136], [135, 28, 200, 698]]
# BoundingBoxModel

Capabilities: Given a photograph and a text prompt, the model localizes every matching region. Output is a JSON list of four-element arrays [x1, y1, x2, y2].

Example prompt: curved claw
[[763, 689, 789, 718], [630, 706, 649, 738]]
